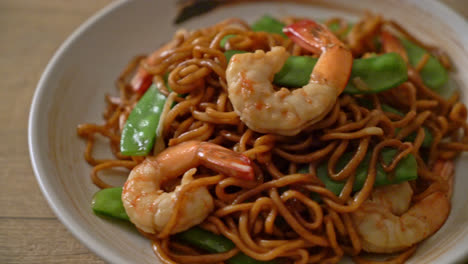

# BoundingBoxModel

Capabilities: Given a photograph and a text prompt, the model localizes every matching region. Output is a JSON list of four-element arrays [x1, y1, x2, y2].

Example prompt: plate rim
[[27, 0, 468, 263]]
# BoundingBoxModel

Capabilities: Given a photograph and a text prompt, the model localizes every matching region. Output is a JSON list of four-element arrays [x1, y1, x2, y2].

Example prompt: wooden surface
[[0, 1, 466, 263]]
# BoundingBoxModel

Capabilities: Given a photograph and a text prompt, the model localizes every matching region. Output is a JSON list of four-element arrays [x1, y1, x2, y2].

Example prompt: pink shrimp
[[122, 141, 254, 234], [351, 160, 454, 253], [226, 19, 352, 136]]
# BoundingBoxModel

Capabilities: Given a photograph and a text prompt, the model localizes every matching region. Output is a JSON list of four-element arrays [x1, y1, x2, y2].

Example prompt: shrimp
[[351, 160, 454, 253], [122, 140, 254, 234], [226, 19, 352, 136], [380, 30, 408, 61]]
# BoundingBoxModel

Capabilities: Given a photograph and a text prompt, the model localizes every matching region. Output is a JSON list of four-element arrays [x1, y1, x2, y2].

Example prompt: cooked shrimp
[[346, 13, 383, 55], [122, 140, 254, 234], [226, 19, 352, 136], [381, 30, 409, 61], [351, 160, 454, 253]]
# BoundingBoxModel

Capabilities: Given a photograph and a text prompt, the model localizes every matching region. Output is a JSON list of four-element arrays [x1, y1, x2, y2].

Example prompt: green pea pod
[[225, 50, 311, 88], [225, 51, 407, 94], [327, 21, 343, 32], [225, 15, 351, 46], [220, 34, 237, 48], [225, 51, 317, 88], [92, 187, 129, 221], [251, 15, 287, 37], [344, 52, 408, 94], [225, 50, 247, 62], [91, 189, 276, 264], [225, 16, 406, 94], [91, 188, 276, 263], [273, 56, 317, 88], [405, 130, 433, 147], [220, 15, 285, 49], [175, 227, 234, 252], [381, 104, 433, 147], [301, 148, 418, 196], [400, 38, 448, 93], [299, 165, 339, 196], [326, 21, 352, 38], [176, 227, 277, 264], [380, 103, 404, 115], [120, 84, 166, 156]]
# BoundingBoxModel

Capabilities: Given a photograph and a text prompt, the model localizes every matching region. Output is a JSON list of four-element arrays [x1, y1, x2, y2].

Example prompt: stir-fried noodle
[[78, 13, 467, 264]]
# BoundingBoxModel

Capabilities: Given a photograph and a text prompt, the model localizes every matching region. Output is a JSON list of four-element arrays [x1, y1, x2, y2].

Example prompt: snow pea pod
[[220, 34, 236, 48], [380, 103, 404, 115], [225, 16, 407, 93], [220, 15, 287, 48], [226, 51, 407, 94], [90, 188, 275, 264], [344, 52, 408, 94], [400, 38, 448, 93], [225, 50, 247, 62], [176, 227, 277, 264], [251, 14, 287, 37], [120, 84, 166, 156], [251, 15, 350, 38], [273, 56, 317, 87], [92, 187, 129, 221], [326, 20, 353, 39], [247, 15, 352, 38], [274, 53, 408, 93], [299, 148, 418, 196], [381, 104, 433, 148], [176, 227, 234, 254]]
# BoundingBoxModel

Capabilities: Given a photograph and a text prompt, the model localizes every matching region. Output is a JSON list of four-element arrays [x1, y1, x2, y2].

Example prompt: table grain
[[1, 1, 466, 263]]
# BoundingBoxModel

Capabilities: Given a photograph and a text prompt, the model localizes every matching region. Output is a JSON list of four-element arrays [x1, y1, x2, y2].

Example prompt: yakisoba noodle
[[78, 13, 468, 264]]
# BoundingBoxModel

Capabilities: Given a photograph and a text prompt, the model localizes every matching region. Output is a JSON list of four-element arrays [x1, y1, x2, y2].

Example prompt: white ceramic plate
[[29, 0, 468, 263]]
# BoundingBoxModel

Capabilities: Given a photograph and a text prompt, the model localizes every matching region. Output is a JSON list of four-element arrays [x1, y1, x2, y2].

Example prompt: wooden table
[[1, 1, 466, 263]]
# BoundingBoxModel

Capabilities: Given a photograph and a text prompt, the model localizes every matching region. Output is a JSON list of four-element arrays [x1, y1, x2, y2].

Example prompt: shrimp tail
[[122, 140, 255, 234], [198, 142, 255, 180], [283, 20, 333, 53], [284, 19, 353, 92], [381, 30, 409, 62], [131, 69, 153, 93]]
